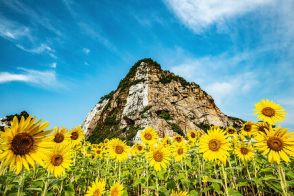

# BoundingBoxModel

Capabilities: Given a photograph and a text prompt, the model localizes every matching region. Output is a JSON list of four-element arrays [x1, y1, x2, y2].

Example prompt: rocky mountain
[[82, 58, 243, 143], [0, 111, 29, 131]]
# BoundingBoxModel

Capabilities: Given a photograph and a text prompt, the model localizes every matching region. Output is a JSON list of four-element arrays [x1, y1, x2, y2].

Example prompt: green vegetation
[[159, 72, 190, 86], [118, 58, 161, 90], [170, 123, 184, 136], [156, 110, 172, 120], [99, 91, 115, 103], [196, 122, 211, 132], [140, 105, 152, 115]]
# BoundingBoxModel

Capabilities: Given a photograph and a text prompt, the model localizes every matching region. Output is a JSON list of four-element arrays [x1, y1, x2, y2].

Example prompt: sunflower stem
[[228, 159, 237, 189], [17, 171, 25, 196], [277, 164, 288, 196], [246, 162, 256, 195], [42, 172, 50, 196], [221, 164, 229, 196], [58, 179, 64, 196], [253, 158, 262, 196], [118, 162, 121, 182], [146, 161, 149, 195], [156, 176, 159, 196]]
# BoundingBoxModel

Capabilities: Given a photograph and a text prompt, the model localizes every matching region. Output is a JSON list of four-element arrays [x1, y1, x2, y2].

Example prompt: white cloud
[[205, 72, 258, 104], [0, 15, 31, 40], [3, 0, 62, 37], [49, 62, 57, 68], [16, 43, 56, 58], [0, 67, 61, 88], [83, 48, 90, 54], [169, 51, 260, 104], [0, 72, 29, 83], [165, 0, 274, 33]]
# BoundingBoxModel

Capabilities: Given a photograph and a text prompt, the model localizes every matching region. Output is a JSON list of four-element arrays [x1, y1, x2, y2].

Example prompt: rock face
[[82, 58, 243, 143], [0, 111, 30, 131]]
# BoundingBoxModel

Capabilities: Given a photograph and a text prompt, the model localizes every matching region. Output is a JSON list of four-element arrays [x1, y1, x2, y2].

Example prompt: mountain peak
[[82, 59, 243, 143]]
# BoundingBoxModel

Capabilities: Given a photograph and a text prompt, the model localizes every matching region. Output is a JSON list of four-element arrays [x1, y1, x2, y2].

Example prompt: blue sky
[[0, 0, 293, 130]]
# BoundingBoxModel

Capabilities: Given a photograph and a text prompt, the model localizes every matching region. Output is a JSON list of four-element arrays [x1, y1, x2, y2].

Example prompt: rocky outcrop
[[82, 58, 244, 143], [0, 111, 30, 131]]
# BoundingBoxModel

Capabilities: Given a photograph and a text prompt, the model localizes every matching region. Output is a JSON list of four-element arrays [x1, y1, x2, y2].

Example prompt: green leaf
[[189, 190, 199, 196], [208, 179, 223, 185], [211, 182, 222, 194], [262, 175, 276, 181], [237, 181, 249, 187], [228, 188, 242, 196], [167, 180, 176, 190]]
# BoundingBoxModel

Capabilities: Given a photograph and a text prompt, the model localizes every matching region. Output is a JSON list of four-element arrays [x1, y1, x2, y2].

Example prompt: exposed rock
[[82, 58, 244, 143], [0, 111, 30, 131]]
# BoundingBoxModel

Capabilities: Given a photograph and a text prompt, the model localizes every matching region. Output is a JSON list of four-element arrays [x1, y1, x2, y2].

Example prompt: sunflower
[[170, 190, 188, 196], [50, 127, 70, 145], [187, 130, 197, 143], [0, 116, 52, 174], [107, 138, 129, 162], [146, 146, 171, 171], [255, 126, 294, 164], [131, 143, 144, 156], [252, 122, 270, 134], [226, 127, 237, 136], [43, 144, 72, 177], [254, 99, 286, 124], [140, 127, 158, 145], [235, 143, 255, 162], [85, 178, 106, 196], [173, 143, 188, 162], [240, 121, 255, 136], [109, 182, 124, 196], [104, 138, 109, 144], [202, 176, 209, 183], [173, 135, 184, 145], [69, 126, 84, 146], [199, 127, 230, 164], [93, 146, 104, 159], [159, 135, 171, 147]]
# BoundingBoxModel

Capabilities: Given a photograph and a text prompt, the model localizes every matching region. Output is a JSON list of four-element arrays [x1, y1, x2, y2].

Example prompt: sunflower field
[[0, 99, 294, 196]]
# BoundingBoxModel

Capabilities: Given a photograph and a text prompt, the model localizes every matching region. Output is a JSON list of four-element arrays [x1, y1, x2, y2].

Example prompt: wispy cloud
[[0, 15, 31, 40], [16, 43, 57, 58], [3, 0, 62, 37], [164, 0, 274, 33], [83, 48, 90, 54], [49, 62, 57, 68], [170, 53, 258, 104], [0, 67, 61, 88]]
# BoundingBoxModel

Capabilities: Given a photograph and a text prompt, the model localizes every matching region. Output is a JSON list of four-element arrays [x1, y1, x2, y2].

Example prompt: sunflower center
[[228, 129, 235, 134], [137, 146, 143, 151], [175, 137, 182, 142], [111, 188, 119, 196], [144, 133, 152, 140], [11, 133, 34, 155], [258, 126, 268, 133], [96, 150, 101, 154], [71, 132, 79, 140], [54, 133, 64, 143], [208, 139, 221, 151], [51, 154, 63, 166], [267, 137, 284, 151], [115, 145, 124, 154], [177, 148, 184, 155], [262, 107, 275, 117], [240, 147, 249, 155], [153, 151, 163, 162], [244, 124, 252, 132], [93, 189, 100, 196], [190, 132, 196, 138]]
